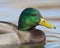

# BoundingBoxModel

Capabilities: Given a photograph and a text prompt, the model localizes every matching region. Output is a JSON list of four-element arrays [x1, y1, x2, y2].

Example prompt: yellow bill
[[39, 18, 56, 29]]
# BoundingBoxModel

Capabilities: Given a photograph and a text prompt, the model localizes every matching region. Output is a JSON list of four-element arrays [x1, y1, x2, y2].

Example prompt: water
[[45, 21, 60, 48]]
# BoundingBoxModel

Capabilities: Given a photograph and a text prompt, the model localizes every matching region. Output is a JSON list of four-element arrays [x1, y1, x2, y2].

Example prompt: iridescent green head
[[18, 8, 56, 31]]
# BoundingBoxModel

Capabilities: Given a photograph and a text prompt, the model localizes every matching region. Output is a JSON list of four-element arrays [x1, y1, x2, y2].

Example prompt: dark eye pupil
[[31, 14, 36, 16]]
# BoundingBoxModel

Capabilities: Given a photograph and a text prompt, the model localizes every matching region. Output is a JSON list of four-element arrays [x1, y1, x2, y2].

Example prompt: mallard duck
[[0, 8, 56, 45]]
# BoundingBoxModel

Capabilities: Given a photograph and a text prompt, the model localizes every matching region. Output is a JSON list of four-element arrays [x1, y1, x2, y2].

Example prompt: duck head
[[18, 8, 56, 31]]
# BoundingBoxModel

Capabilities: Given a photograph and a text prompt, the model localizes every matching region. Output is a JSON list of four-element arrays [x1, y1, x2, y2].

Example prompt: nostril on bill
[[54, 26, 56, 29]]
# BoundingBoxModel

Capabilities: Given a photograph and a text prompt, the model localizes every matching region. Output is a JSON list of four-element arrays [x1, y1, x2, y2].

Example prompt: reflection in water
[[0, 42, 45, 48], [20, 43, 45, 48]]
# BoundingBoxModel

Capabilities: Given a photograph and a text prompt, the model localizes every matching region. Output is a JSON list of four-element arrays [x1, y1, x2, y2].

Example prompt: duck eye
[[31, 14, 37, 16]]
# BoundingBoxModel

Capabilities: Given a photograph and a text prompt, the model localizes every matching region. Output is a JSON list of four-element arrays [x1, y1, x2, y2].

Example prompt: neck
[[18, 27, 30, 31], [18, 24, 31, 31], [18, 25, 36, 31]]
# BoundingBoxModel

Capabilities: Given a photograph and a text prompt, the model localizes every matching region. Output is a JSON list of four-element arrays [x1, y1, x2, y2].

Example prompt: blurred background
[[0, 0, 60, 23], [0, 0, 60, 48]]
